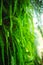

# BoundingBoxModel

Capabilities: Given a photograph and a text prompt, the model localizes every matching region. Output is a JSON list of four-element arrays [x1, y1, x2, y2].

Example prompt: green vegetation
[[0, 0, 41, 65]]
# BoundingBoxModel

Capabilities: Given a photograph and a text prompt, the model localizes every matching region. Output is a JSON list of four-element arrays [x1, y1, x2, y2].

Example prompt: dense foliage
[[0, 0, 41, 65]]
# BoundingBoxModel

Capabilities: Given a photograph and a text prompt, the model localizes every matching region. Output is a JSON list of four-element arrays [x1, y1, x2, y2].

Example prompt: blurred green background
[[0, 0, 43, 65]]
